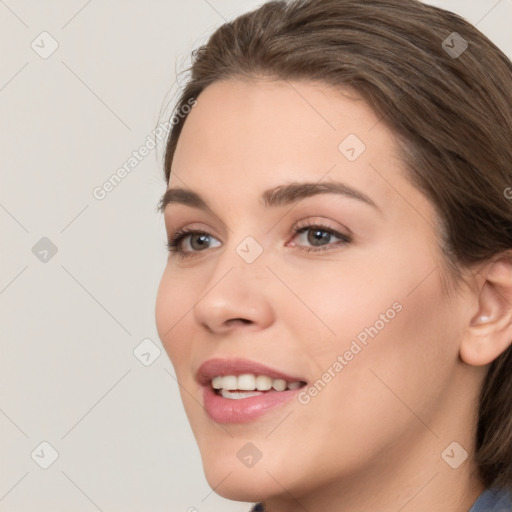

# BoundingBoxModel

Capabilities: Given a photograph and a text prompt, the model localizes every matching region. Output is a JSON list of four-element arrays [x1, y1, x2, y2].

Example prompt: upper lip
[[196, 357, 307, 386]]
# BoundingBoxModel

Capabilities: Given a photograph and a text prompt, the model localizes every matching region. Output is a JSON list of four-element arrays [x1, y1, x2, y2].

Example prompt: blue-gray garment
[[250, 486, 512, 511], [469, 487, 512, 512]]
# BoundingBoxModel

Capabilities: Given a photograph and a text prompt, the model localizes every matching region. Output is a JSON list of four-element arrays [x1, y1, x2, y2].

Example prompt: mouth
[[210, 373, 307, 399], [196, 358, 308, 423]]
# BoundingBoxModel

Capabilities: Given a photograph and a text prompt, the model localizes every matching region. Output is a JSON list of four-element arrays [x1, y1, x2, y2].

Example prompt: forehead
[[170, 78, 409, 210]]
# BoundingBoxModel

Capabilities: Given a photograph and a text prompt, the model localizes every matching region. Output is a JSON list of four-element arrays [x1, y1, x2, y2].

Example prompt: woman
[[155, 0, 512, 510]]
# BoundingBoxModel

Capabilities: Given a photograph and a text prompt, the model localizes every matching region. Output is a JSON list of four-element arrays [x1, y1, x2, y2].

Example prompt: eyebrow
[[157, 181, 378, 213]]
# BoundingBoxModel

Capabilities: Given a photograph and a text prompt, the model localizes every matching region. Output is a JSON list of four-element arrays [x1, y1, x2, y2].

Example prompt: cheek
[[277, 245, 424, 349], [275, 269, 458, 485], [294, 233, 443, 340], [155, 268, 196, 367], [285, 243, 458, 423]]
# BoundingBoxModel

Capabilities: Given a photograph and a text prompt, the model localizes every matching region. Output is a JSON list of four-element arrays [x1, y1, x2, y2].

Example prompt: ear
[[460, 253, 512, 366]]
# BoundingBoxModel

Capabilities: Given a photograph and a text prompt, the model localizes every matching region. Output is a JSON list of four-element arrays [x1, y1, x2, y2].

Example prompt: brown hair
[[161, 0, 512, 491]]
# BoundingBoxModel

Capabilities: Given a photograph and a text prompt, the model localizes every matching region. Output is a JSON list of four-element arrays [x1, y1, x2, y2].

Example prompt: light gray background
[[1, 1, 511, 511]]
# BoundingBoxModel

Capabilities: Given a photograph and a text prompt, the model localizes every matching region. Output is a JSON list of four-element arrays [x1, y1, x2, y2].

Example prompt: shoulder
[[469, 487, 512, 512]]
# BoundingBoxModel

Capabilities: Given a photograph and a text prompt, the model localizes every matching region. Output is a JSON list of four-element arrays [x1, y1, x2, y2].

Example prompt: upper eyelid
[[166, 215, 350, 235], [167, 220, 348, 240], [294, 218, 352, 237]]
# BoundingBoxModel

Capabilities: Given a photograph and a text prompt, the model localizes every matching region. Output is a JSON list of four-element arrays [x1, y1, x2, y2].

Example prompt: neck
[[262, 446, 484, 512], [261, 395, 486, 512]]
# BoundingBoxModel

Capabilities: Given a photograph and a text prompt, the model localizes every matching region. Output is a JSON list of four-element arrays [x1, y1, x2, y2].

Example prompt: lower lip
[[202, 384, 304, 423]]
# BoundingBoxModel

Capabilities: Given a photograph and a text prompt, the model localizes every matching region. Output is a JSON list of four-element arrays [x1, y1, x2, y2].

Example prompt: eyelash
[[165, 221, 351, 260]]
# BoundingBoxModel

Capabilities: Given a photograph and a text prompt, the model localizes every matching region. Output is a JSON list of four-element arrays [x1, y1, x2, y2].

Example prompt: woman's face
[[155, 79, 477, 502]]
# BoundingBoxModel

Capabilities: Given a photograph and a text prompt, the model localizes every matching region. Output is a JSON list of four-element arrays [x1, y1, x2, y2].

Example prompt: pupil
[[308, 229, 329, 246], [192, 234, 209, 250]]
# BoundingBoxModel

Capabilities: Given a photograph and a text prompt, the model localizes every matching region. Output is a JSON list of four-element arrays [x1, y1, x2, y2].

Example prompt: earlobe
[[460, 254, 512, 367]]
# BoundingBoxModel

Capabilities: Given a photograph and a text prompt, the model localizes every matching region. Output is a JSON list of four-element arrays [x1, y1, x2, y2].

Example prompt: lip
[[196, 357, 308, 424], [196, 357, 307, 386], [202, 385, 304, 423]]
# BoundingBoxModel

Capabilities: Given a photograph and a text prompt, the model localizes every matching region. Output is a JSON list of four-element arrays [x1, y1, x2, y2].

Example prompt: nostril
[[229, 318, 252, 326]]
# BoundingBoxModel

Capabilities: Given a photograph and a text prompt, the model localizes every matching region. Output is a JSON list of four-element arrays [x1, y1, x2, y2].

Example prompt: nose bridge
[[192, 230, 274, 332], [208, 231, 270, 299], [215, 214, 270, 277]]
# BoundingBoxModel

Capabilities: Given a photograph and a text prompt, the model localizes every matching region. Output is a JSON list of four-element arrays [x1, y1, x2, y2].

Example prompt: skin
[[155, 78, 512, 512]]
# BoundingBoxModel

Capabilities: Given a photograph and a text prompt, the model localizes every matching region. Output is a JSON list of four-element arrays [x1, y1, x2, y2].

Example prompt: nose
[[193, 260, 275, 335]]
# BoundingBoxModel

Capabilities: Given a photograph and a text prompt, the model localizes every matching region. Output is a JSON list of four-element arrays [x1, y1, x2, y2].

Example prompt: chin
[[199, 444, 303, 503], [202, 461, 270, 502]]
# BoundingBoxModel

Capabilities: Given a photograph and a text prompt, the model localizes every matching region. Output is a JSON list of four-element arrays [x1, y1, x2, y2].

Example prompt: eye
[[166, 228, 221, 259], [165, 221, 351, 259], [290, 221, 351, 253]]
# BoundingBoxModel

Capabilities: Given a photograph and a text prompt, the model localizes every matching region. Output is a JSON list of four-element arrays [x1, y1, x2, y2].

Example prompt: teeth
[[255, 375, 272, 390], [220, 375, 237, 390], [238, 374, 256, 390], [272, 378, 287, 391], [220, 389, 263, 399], [211, 376, 223, 390], [211, 374, 304, 392]]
